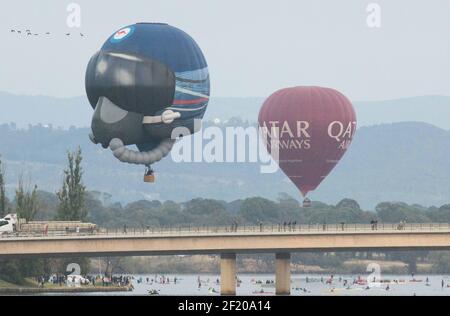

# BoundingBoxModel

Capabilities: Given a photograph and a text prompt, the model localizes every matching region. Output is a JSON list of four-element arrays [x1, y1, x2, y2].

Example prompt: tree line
[[0, 149, 87, 284]]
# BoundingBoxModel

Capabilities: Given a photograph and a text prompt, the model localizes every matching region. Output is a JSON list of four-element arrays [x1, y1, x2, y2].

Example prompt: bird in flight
[[80, 33, 84, 37], [66, 32, 70, 36], [10, 29, 15, 32]]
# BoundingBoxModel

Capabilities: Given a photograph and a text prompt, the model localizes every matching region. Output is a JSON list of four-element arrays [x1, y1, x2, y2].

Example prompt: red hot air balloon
[[258, 86, 357, 204]]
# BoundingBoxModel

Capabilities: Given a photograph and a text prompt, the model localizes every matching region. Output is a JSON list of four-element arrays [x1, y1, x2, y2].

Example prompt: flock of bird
[[10, 29, 84, 37]]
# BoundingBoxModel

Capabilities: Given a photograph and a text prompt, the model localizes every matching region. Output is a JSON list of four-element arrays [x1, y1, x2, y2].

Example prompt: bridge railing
[[1, 222, 450, 239]]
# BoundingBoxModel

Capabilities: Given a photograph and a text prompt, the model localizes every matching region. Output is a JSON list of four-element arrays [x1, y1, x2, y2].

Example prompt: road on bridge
[[1, 223, 450, 258]]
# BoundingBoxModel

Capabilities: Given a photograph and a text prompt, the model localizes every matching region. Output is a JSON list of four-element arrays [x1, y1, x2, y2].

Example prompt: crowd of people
[[226, 219, 413, 233], [33, 274, 132, 288]]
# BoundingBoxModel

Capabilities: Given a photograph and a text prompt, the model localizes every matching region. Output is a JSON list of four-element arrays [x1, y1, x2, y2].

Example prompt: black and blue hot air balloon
[[85, 23, 210, 182]]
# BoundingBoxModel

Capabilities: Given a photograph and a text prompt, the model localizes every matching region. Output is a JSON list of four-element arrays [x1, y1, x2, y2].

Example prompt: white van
[[0, 214, 18, 234]]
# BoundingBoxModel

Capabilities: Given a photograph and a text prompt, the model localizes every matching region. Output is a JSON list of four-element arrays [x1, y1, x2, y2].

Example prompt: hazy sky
[[0, 0, 449, 100]]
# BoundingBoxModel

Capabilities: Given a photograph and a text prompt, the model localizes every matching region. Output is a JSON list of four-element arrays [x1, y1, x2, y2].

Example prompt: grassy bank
[[0, 278, 130, 294]]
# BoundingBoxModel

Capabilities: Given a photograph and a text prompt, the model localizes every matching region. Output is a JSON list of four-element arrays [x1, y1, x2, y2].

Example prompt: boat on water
[[148, 289, 160, 295], [208, 287, 219, 294], [409, 279, 423, 283], [252, 289, 274, 295]]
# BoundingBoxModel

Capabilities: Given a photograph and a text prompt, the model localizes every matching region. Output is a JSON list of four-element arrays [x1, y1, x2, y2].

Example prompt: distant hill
[[1, 91, 450, 129], [0, 121, 449, 209], [204, 95, 450, 131]]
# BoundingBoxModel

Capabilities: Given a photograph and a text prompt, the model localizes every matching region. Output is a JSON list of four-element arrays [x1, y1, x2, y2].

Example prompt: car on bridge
[[0, 214, 18, 234]]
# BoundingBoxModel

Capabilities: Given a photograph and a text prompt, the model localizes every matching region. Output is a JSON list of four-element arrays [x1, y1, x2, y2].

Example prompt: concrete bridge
[[1, 223, 450, 295]]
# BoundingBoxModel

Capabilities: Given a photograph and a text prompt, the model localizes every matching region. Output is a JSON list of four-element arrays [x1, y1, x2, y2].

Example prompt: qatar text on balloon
[[261, 120, 356, 150], [261, 120, 311, 150], [328, 121, 357, 149]]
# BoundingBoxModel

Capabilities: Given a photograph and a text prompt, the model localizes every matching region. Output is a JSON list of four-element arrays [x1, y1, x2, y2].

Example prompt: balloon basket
[[144, 174, 155, 183], [302, 198, 312, 208]]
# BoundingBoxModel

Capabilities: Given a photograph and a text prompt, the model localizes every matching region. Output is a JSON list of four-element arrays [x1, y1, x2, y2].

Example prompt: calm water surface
[[61, 274, 450, 296]]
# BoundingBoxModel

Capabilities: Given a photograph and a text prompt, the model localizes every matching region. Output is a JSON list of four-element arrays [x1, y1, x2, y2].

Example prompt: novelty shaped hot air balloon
[[258, 86, 356, 206], [85, 23, 210, 182]]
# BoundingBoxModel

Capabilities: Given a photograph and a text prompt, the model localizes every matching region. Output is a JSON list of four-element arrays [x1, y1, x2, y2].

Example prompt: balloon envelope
[[86, 22, 210, 119], [85, 23, 210, 168], [258, 86, 357, 196]]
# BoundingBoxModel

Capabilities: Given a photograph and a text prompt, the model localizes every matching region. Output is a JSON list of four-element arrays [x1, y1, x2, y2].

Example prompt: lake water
[[67, 274, 450, 296]]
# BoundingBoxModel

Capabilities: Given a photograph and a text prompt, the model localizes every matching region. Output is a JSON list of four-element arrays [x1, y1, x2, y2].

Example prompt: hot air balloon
[[85, 23, 210, 182], [258, 86, 356, 207]]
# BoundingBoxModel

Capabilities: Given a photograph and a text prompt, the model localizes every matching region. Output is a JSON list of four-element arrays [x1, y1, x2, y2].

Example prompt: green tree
[[0, 259, 24, 284], [0, 156, 7, 217], [429, 251, 450, 273], [427, 205, 450, 222], [1, 177, 42, 284], [336, 198, 361, 211], [56, 148, 86, 221], [238, 197, 280, 224], [183, 198, 231, 226], [14, 177, 38, 221], [55, 148, 90, 274], [375, 202, 430, 223]]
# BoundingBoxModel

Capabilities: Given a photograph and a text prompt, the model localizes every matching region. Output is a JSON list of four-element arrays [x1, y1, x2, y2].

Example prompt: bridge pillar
[[275, 253, 291, 295], [220, 253, 236, 295]]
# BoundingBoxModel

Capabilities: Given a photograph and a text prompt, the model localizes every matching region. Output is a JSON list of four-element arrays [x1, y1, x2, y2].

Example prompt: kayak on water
[[208, 287, 219, 294], [148, 289, 160, 295], [252, 290, 274, 295]]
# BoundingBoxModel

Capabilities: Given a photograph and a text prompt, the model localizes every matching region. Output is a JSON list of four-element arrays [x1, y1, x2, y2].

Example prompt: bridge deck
[[1, 223, 450, 258], [1, 223, 450, 240]]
